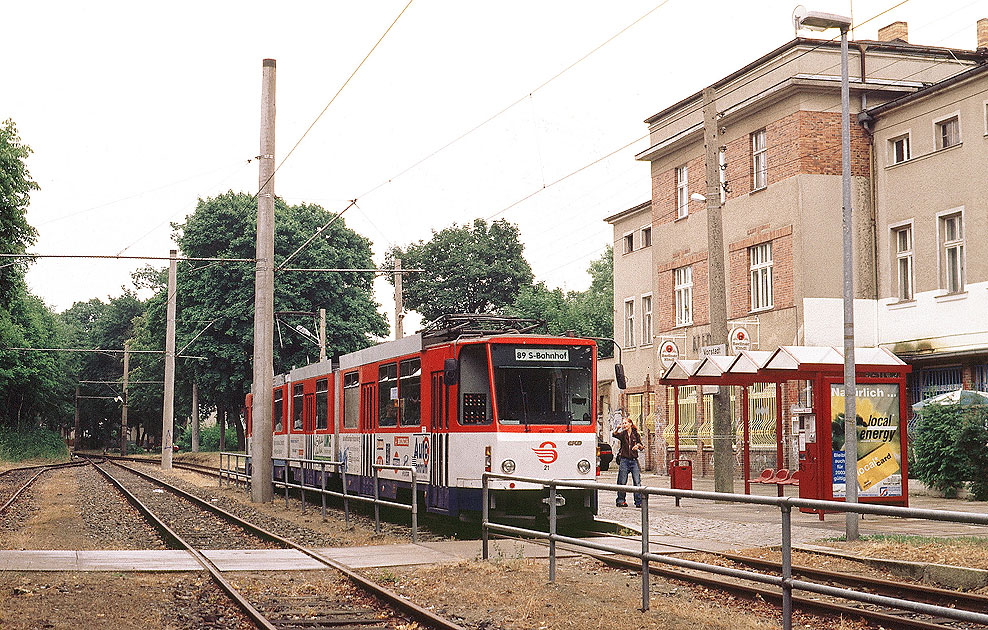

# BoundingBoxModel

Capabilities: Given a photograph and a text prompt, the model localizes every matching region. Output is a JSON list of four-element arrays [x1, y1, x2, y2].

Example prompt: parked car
[[597, 441, 613, 472]]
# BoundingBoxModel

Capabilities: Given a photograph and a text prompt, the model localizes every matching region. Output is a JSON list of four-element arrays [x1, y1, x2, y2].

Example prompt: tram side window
[[378, 363, 398, 427], [399, 358, 422, 427], [292, 383, 304, 431], [316, 379, 328, 430], [273, 388, 283, 432], [459, 345, 492, 425], [343, 372, 359, 429]]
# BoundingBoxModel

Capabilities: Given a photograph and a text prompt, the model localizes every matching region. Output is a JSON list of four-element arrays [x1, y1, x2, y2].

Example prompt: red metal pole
[[776, 381, 784, 498], [743, 385, 750, 495], [674, 386, 680, 462]]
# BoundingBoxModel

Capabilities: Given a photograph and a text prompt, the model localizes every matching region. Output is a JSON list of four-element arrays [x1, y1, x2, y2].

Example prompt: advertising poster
[[831, 383, 902, 498]]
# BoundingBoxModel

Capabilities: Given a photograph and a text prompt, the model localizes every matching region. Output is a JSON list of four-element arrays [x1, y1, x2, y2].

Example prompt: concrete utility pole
[[251, 58, 276, 503], [191, 381, 199, 452], [319, 308, 327, 362], [394, 257, 404, 340], [73, 386, 80, 453], [161, 249, 177, 471], [838, 24, 860, 541], [120, 342, 130, 456], [702, 86, 734, 494]]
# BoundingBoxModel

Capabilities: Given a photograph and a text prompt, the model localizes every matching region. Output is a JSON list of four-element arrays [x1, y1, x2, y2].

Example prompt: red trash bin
[[669, 458, 693, 490]]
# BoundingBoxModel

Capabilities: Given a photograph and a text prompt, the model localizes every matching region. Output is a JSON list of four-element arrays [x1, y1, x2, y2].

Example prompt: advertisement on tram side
[[830, 382, 903, 499]]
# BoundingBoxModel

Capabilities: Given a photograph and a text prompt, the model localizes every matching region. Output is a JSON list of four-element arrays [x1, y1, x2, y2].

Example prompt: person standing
[[613, 416, 644, 507]]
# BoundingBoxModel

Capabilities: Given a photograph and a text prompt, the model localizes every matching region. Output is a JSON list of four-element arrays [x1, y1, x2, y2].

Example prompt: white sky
[[6, 0, 985, 337]]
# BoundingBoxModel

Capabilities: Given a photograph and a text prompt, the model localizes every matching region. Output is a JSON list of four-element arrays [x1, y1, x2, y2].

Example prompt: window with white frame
[[940, 212, 964, 293], [751, 129, 767, 190], [641, 295, 652, 345], [892, 225, 914, 301], [623, 232, 634, 254], [674, 266, 693, 326], [624, 299, 635, 347], [641, 227, 652, 248], [676, 165, 689, 218], [935, 115, 960, 150], [750, 242, 773, 311], [889, 133, 910, 164]]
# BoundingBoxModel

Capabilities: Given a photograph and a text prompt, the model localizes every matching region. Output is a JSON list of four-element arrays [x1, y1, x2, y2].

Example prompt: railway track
[[86, 457, 464, 630], [0, 459, 90, 516], [565, 526, 988, 629]]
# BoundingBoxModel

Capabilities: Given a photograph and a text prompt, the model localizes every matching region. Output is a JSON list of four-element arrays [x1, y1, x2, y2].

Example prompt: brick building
[[605, 22, 988, 476]]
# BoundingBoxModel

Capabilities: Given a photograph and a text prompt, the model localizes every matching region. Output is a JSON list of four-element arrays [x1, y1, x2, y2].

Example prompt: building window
[[889, 134, 910, 164], [940, 212, 964, 293], [893, 225, 914, 301], [676, 165, 688, 219], [674, 266, 693, 326], [751, 129, 767, 190], [624, 299, 635, 347], [750, 242, 773, 311], [623, 232, 634, 254], [935, 116, 960, 150], [641, 227, 652, 248], [641, 295, 652, 345]]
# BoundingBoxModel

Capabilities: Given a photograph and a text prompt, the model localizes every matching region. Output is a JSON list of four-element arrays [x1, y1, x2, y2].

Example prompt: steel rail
[[88, 459, 278, 630], [0, 460, 93, 514], [102, 458, 466, 630], [594, 551, 959, 630]]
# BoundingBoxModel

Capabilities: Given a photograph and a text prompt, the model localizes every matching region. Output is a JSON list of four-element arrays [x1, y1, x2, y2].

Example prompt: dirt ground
[[3, 471, 94, 550], [376, 556, 872, 630]]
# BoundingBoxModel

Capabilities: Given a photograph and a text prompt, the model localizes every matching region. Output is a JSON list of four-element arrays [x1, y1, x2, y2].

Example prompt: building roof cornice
[[604, 200, 651, 224]]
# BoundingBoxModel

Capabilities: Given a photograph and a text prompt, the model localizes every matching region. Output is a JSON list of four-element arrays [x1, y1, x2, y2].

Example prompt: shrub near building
[[912, 404, 988, 500]]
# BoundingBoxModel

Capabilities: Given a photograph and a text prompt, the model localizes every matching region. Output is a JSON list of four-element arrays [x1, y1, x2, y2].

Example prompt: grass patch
[[0, 426, 69, 462], [825, 533, 988, 546]]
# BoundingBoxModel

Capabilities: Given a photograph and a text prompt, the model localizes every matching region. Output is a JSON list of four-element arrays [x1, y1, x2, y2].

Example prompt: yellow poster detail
[[856, 441, 899, 491]]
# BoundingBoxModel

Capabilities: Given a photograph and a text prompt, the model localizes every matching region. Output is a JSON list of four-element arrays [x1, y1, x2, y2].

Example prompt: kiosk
[[659, 346, 911, 516]]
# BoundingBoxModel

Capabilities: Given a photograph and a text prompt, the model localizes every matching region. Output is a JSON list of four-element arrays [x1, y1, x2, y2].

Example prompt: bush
[[176, 423, 226, 452], [912, 403, 988, 499], [0, 426, 70, 462]]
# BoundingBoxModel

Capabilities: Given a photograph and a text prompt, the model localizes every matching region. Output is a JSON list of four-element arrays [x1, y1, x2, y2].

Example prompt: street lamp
[[795, 7, 859, 541]]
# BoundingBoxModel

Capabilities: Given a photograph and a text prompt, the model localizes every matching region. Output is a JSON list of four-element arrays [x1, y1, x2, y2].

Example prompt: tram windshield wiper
[[519, 373, 530, 431]]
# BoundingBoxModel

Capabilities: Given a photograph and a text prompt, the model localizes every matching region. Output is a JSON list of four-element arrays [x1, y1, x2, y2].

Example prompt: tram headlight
[[577, 459, 592, 475], [501, 459, 516, 474]]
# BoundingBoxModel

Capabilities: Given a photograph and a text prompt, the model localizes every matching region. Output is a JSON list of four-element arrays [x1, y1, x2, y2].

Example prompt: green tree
[[509, 246, 613, 355], [0, 119, 39, 306], [387, 219, 533, 322], [912, 403, 970, 498], [134, 191, 387, 448]]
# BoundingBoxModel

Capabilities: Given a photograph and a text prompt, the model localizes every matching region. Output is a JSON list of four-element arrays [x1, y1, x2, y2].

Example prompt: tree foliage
[[0, 119, 39, 306], [133, 191, 388, 443], [912, 403, 988, 499], [386, 219, 533, 322], [509, 246, 613, 355]]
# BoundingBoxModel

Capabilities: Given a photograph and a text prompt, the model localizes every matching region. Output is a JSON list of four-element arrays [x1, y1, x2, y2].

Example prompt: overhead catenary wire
[[0, 254, 255, 263]]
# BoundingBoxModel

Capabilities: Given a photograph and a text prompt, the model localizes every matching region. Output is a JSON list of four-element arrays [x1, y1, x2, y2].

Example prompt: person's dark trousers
[[616, 456, 642, 507]]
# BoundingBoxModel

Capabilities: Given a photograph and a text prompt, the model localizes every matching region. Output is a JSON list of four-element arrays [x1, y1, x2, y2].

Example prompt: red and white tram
[[247, 315, 602, 522]]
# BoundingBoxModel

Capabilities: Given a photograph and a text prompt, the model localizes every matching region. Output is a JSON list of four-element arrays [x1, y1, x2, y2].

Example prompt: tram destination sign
[[515, 348, 569, 362]]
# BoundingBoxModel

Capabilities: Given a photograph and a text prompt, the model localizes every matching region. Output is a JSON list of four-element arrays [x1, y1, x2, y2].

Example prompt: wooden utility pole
[[702, 87, 734, 493], [394, 257, 404, 339], [161, 249, 177, 471], [120, 342, 130, 455], [73, 386, 80, 453], [251, 58, 276, 503], [191, 381, 199, 452], [319, 308, 327, 362]]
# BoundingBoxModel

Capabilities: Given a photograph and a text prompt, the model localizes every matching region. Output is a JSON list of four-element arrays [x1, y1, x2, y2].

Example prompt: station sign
[[658, 340, 679, 368], [730, 327, 751, 353]]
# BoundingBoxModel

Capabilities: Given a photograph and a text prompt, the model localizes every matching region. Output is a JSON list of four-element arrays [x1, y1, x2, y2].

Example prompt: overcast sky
[[6, 0, 985, 337]]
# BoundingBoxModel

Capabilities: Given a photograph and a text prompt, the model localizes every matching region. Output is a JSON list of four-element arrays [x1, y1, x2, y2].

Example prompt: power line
[[258, 1, 416, 200], [1, 253, 254, 263], [354, 0, 674, 203]]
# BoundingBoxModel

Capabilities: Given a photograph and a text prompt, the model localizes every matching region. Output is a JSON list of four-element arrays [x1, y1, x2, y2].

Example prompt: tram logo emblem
[[533, 441, 558, 464]]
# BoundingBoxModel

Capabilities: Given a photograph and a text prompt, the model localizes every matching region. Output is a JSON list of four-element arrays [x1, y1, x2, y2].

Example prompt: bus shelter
[[659, 346, 911, 515]]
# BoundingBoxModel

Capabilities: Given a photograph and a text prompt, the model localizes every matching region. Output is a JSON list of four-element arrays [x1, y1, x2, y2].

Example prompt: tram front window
[[492, 344, 592, 426]]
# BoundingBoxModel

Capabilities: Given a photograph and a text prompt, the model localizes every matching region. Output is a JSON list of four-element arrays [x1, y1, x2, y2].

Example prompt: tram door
[[427, 370, 449, 512]]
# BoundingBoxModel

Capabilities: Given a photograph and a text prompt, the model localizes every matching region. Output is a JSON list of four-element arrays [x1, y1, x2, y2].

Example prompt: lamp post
[[795, 8, 858, 541]]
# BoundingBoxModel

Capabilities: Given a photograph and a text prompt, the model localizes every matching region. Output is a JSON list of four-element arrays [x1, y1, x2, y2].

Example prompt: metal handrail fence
[[481, 472, 988, 630], [219, 452, 419, 542]]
